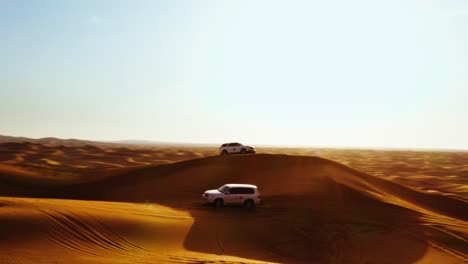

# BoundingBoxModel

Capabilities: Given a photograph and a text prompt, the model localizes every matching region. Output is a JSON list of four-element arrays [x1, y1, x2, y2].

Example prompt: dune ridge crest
[[1, 154, 467, 263], [34, 154, 466, 220]]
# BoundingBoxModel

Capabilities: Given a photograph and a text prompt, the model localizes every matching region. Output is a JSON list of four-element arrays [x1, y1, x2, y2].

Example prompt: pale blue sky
[[1, 0, 467, 149]]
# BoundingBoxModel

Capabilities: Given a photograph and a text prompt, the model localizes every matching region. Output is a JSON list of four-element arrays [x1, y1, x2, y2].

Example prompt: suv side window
[[228, 143, 235, 147], [228, 188, 240, 194], [238, 188, 254, 194], [234, 143, 241, 146], [230, 187, 254, 194]]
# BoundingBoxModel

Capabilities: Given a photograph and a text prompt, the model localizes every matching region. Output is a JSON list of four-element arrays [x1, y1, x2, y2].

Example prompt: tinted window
[[227, 187, 254, 194], [239, 188, 254, 194], [221, 144, 227, 147], [228, 188, 239, 194], [228, 143, 236, 147], [218, 185, 229, 193], [230, 188, 254, 194]]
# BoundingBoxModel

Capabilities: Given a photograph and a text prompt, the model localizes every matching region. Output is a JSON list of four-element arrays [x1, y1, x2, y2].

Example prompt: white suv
[[219, 142, 256, 155], [202, 184, 261, 209]]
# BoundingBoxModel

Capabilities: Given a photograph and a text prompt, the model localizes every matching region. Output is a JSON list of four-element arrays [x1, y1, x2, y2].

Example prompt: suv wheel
[[221, 150, 228, 155], [214, 199, 224, 208], [244, 199, 255, 210], [240, 148, 246, 154]]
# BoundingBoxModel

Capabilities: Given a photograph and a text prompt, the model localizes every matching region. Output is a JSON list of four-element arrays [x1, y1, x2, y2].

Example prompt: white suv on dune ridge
[[219, 142, 256, 155], [202, 184, 261, 209]]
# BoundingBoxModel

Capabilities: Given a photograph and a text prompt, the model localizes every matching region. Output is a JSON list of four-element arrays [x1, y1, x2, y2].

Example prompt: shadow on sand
[[2, 154, 467, 263]]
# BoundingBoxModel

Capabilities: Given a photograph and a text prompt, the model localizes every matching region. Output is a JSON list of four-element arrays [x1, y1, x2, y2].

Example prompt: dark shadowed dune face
[[262, 148, 468, 200], [1, 153, 467, 263], [0, 141, 467, 263], [1, 142, 467, 200]]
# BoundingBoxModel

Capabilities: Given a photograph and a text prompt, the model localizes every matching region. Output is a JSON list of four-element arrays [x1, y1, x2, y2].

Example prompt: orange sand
[[0, 143, 466, 263]]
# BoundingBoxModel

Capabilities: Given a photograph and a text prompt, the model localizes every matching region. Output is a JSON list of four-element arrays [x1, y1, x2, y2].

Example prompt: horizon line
[[1, 134, 468, 152]]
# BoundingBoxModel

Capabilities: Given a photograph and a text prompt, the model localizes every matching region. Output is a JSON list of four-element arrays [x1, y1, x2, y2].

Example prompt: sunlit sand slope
[[2, 142, 467, 200], [0, 197, 270, 264], [0, 154, 466, 263]]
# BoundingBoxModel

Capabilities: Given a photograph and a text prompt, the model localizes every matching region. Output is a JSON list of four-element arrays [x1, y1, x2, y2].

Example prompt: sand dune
[[1, 154, 466, 263], [0, 197, 264, 264], [0, 142, 217, 183], [262, 148, 468, 200], [2, 142, 467, 200]]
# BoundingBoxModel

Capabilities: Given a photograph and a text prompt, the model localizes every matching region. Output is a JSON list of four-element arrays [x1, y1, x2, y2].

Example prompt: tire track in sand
[[38, 209, 149, 257]]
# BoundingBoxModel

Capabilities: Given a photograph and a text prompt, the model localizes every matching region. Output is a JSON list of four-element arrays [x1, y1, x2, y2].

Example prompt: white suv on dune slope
[[202, 184, 261, 209], [219, 142, 256, 155]]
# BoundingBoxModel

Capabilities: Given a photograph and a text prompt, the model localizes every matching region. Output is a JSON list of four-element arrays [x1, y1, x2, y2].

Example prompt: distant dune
[[0, 141, 217, 183], [0, 134, 215, 148], [2, 135, 467, 199], [0, 135, 102, 147], [0, 154, 466, 263]]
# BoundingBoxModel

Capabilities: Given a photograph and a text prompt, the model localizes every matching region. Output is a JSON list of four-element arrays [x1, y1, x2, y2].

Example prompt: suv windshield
[[218, 186, 229, 193]]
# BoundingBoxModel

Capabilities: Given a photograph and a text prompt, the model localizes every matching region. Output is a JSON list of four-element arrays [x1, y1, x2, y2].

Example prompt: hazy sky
[[1, 0, 467, 149]]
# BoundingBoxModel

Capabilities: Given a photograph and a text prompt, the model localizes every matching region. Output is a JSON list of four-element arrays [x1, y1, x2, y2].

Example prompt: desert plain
[[0, 139, 467, 263]]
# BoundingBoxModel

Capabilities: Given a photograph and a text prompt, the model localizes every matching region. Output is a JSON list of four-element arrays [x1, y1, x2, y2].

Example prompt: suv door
[[229, 143, 242, 153], [230, 187, 250, 204], [224, 187, 239, 204], [237, 187, 252, 204], [227, 143, 236, 153]]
